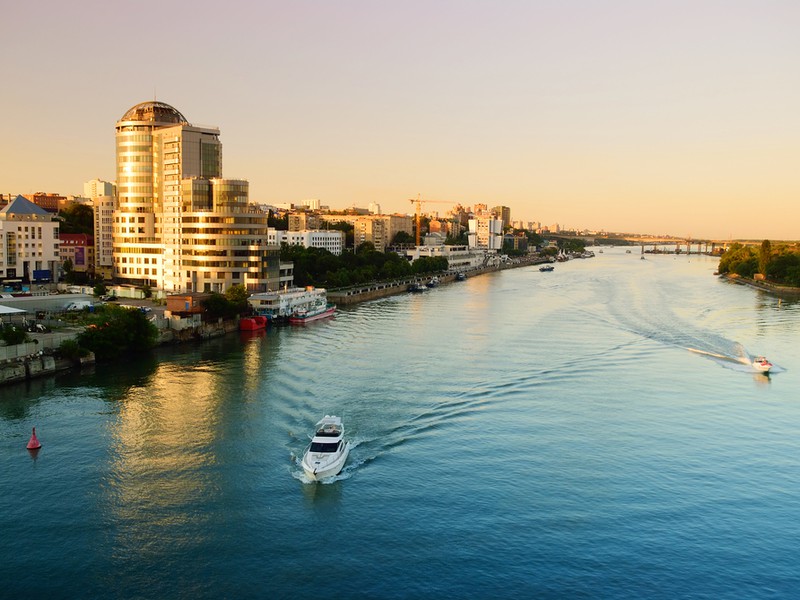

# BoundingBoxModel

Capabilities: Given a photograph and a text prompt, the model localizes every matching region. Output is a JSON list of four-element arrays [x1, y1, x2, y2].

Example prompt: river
[[1, 248, 799, 599]]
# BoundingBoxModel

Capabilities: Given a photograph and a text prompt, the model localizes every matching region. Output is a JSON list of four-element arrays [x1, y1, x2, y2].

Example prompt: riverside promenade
[[328, 256, 548, 305]]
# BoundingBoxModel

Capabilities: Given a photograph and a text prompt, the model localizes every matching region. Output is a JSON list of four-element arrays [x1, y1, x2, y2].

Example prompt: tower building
[[114, 101, 279, 293]]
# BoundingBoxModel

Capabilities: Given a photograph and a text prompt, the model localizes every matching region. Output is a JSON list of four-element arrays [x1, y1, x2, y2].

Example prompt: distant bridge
[[549, 233, 764, 255]]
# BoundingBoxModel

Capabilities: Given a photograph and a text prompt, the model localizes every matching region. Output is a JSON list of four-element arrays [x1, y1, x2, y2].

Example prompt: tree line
[[718, 241, 800, 287], [281, 243, 448, 289]]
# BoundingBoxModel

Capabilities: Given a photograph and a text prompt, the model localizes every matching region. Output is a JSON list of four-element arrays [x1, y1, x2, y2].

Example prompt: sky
[[2, 0, 798, 240]]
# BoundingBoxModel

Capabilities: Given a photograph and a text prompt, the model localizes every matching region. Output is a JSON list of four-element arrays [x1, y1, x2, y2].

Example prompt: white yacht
[[302, 416, 350, 481]]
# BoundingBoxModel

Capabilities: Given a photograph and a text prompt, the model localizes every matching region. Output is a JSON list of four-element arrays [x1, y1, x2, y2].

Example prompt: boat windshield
[[310, 441, 340, 453], [315, 424, 341, 436]]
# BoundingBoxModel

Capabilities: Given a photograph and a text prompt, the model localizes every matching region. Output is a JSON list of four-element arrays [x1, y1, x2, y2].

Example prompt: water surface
[[2, 249, 799, 598]]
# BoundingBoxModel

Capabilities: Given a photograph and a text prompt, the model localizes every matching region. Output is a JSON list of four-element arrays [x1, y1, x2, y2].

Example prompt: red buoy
[[27, 427, 42, 450]]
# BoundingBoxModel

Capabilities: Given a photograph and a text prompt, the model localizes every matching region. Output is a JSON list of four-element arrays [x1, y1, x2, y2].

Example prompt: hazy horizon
[[2, 1, 798, 240]]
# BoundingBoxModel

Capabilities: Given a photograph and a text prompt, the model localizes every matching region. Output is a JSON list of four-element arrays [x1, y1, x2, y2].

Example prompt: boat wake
[[686, 346, 784, 374], [599, 273, 785, 376]]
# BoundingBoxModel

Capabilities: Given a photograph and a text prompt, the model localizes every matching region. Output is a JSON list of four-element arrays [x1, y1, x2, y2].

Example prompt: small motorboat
[[752, 356, 773, 373], [539, 265, 554, 272], [302, 415, 350, 481]]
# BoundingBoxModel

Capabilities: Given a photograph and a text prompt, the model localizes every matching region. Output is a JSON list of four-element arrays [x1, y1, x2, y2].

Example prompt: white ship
[[248, 286, 328, 323]]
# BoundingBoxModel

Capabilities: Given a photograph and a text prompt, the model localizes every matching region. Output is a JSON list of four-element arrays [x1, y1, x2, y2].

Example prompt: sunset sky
[[2, 1, 798, 240]]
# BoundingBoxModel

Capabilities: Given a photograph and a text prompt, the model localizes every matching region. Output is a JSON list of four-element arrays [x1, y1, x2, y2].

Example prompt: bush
[[58, 339, 89, 360], [77, 305, 158, 361], [1, 325, 28, 345]]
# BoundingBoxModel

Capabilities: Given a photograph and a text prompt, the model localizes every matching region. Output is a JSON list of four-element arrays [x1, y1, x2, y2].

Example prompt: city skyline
[[2, 1, 798, 240]]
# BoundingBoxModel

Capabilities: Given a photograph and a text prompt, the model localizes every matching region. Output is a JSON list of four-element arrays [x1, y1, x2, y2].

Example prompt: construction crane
[[409, 195, 456, 246]]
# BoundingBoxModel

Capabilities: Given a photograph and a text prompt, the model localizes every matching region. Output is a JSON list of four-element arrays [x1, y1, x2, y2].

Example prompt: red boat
[[239, 315, 268, 331]]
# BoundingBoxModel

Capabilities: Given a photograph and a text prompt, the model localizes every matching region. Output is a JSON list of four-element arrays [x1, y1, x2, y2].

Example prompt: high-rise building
[[468, 206, 504, 250], [114, 101, 280, 293], [84, 179, 116, 279], [491, 206, 511, 230]]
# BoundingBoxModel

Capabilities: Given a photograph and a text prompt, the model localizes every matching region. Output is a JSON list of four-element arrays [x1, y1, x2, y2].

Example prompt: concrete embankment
[[722, 274, 800, 296], [328, 258, 547, 305], [0, 352, 95, 386]]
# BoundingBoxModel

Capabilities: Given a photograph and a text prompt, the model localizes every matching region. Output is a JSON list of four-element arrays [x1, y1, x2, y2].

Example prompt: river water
[[2, 249, 799, 599]]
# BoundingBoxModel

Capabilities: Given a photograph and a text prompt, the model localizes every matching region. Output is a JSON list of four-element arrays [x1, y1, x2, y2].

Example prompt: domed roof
[[119, 101, 188, 125]]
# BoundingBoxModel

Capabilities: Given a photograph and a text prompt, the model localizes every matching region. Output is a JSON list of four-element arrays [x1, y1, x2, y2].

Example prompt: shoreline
[[721, 274, 800, 296], [0, 255, 548, 387]]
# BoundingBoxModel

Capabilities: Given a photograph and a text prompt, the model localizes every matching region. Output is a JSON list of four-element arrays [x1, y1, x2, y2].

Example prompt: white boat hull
[[302, 442, 350, 481]]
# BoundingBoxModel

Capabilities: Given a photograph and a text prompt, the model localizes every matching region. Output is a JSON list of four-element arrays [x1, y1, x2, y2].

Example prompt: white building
[[267, 229, 345, 255], [0, 196, 61, 283], [467, 214, 504, 250], [85, 179, 117, 279], [297, 199, 321, 210], [404, 244, 486, 271], [84, 179, 116, 199]]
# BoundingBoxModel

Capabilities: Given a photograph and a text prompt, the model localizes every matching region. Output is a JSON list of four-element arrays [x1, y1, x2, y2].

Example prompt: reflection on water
[[2, 249, 799, 599]]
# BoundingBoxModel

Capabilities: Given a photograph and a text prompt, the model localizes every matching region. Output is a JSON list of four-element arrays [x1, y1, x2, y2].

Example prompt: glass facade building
[[114, 101, 280, 293]]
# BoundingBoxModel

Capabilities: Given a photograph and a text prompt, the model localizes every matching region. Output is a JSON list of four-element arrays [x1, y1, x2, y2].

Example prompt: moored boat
[[289, 303, 336, 324], [239, 315, 268, 331], [302, 415, 350, 481], [247, 286, 329, 323]]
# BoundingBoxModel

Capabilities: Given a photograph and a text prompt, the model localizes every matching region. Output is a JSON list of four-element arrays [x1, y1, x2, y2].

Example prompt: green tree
[[718, 243, 756, 275], [759, 240, 772, 275], [766, 252, 800, 282], [58, 204, 95, 235], [267, 210, 288, 229], [62, 258, 74, 283], [392, 231, 414, 245], [225, 284, 250, 314], [734, 257, 758, 278], [445, 231, 468, 245], [201, 293, 240, 319], [77, 305, 158, 361], [326, 221, 354, 249], [1, 324, 28, 345], [58, 339, 89, 360]]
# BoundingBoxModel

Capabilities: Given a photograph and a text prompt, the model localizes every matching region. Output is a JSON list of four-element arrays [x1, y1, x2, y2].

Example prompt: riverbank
[[722, 273, 800, 296], [328, 255, 548, 305], [0, 255, 548, 386]]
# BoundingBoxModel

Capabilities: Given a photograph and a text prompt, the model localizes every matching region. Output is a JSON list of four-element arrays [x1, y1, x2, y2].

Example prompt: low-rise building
[[0, 195, 60, 283], [403, 244, 487, 271], [268, 229, 345, 255], [59, 233, 95, 274]]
